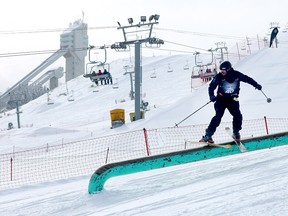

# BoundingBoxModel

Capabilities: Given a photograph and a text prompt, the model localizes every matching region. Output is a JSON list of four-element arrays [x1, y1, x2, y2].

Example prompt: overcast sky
[[0, 0, 287, 92]]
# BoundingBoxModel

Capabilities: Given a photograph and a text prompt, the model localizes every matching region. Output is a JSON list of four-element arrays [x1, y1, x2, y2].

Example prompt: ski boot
[[232, 131, 241, 142], [199, 134, 214, 144]]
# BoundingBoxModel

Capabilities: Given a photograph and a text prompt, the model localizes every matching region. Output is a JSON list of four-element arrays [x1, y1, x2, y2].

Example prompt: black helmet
[[220, 61, 232, 71]]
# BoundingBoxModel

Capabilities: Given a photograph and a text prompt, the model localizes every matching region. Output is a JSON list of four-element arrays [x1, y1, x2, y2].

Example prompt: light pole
[[111, 14, 164, 121]]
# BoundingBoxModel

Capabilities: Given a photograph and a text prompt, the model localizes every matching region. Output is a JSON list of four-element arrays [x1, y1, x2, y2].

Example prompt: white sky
[[1, 0, 288, 92]]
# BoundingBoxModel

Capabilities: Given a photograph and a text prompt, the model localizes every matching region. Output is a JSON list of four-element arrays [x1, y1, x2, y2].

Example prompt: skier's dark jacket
[[209, 68, 259, 98]]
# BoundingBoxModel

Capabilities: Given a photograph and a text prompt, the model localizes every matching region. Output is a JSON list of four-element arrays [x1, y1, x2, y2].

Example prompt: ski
[[225, 127, 248, 153], [186, 140, 232, 149]]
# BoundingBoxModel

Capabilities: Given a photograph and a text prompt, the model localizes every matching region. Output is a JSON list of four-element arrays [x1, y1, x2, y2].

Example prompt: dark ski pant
[[207, 97, 242, 135]]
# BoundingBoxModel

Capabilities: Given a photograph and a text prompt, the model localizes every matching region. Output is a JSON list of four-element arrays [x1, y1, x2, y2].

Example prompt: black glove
[[210, 95, 217, 102], [255, 84, 262, 90]]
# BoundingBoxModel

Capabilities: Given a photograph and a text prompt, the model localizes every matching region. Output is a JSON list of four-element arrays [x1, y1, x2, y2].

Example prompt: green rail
[[88, 132, 288, 194]]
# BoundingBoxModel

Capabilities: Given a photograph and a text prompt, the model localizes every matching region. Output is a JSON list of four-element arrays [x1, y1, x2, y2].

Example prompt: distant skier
[[269, 27, 279, 48], [200, 61, 262, 143]]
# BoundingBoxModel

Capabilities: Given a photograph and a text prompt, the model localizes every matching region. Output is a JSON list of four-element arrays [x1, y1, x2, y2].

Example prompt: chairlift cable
[[164, 40, 209, 52], [0, 47, 87, 58], [0, 26, 117, 35], [155, 27, 258, 40]]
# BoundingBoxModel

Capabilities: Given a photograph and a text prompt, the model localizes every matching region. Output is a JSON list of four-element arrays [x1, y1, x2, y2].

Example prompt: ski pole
[[175, 101, 211, 127], [260, 90, 272, 103]]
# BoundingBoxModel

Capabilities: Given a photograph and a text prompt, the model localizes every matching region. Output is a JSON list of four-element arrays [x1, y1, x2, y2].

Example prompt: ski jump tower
[[61, 19, 88, 82], [0, 19, 88, 111]]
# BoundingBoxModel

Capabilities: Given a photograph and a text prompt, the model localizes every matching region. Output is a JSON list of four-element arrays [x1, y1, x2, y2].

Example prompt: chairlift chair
[[183, 64, 189, 70], [191, 66, 200, 78], [84, 45, 113, 85], [167, 63, 173, 72], [183, 60, 190, 70], [67, 90, 75, 102], [112, 78, 119, 89], [85, 62, 112, 85], [150, 68, 157, 78], [47, 92, 54, 105], [150, 72, 157, 78], [167, 68, 173, 73]]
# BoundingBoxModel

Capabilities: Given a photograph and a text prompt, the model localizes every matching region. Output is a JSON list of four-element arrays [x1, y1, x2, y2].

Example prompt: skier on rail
[[200, 61, 262, 144]]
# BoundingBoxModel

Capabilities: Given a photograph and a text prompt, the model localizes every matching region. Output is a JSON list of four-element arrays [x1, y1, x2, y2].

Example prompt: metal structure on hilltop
[[0, 19, 88, 112], [111, 14, 164, 121]]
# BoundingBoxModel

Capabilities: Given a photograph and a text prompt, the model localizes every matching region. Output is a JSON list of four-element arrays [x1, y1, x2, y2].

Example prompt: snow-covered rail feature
[[88, 131, 288, 194]]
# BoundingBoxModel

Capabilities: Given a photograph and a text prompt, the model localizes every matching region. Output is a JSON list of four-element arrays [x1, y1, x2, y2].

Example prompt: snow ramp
[[88, 131, 288, 194]]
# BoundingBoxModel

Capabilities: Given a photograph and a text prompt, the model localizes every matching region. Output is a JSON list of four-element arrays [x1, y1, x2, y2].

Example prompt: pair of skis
[[187, 127, 247, 153]]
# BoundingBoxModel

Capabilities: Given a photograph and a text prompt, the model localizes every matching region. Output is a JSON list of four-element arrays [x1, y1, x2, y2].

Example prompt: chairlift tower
[[123, 65, 135, 100], [111, 14, 164, 121], [246, 37, 252, 54]]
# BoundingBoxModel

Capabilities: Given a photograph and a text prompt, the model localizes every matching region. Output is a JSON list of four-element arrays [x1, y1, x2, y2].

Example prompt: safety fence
[[0, 117, 288, 190]]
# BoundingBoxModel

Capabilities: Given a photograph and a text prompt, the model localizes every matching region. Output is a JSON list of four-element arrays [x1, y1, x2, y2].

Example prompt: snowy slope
[[1, 146, 287, 216], [1, 47, 288, 152], [1, 32, 288, 215]]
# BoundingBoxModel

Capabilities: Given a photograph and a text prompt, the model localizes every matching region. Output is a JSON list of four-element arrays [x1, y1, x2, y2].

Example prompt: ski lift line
[[142, 44, 215, 54], [0, 41, 260, 60], [0, 26, 117, 35], [0, 49, 61, 56], [0, 25, 264, 45], [143, 46, 243, 58], [143, 47, 248, 61], [155, 27, 260, 40], [0, 50, 57, 58], [0, 47, 87, 58], [142, 47, 195, 54], [151, 43, 247, 59], [0, 24, 271, 45], [164, 40, 209, 52]]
